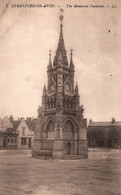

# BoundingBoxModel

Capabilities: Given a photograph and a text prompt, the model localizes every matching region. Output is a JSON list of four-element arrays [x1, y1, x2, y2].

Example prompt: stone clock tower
[[32, 11, 88, 159]]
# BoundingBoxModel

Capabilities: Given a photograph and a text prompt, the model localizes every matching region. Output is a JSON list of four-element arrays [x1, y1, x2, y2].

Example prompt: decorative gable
[[16, 119, 32, 137]]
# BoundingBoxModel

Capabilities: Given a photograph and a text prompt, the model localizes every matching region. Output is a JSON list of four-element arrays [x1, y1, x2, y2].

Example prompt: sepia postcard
[[0, 0, 121, 194]]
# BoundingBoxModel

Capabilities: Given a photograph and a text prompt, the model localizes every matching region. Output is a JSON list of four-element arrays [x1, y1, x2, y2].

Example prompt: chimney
[[9, 115, 13, 122], [112, 118, 115, 124], [89, 118, 92, 125], [26, 117, 32, 123]]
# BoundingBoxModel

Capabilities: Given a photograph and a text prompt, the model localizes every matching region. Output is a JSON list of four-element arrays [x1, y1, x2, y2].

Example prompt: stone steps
[[64, 155, 85, 160], [36, 155, 53, 160], [0, 149, 32, 155], [32, 150, 52, 157]]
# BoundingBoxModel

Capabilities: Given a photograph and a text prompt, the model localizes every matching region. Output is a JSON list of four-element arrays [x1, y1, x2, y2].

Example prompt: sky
[[0, 0, 121, 122]]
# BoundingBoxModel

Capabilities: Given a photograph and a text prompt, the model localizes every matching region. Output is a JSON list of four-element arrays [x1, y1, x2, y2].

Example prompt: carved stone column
[[53, 106, 64, 159]]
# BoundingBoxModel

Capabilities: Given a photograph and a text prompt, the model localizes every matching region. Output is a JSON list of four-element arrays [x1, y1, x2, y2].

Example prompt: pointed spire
[[43, 83, 46, 96], [49, 50, 52, 66], [70, 49, 74, 69], [58, 9, 65, 52], [48, 50, 52, 70], [49, 50, 52, 65], [75, 82, 79, 95], [53, 9, 68, 66]]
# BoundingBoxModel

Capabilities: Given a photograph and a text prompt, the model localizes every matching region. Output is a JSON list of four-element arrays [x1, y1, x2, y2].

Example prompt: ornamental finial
[[70, 48, 73, 56], [49, 49, 52, 56]]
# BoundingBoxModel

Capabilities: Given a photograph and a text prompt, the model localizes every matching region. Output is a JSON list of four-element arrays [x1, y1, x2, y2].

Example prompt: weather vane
[[59, 8, 64, 23]]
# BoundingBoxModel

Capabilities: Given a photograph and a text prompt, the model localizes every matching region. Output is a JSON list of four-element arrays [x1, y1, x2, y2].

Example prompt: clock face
[[65, 84, 71, 92], [51, 84, 55, 92]]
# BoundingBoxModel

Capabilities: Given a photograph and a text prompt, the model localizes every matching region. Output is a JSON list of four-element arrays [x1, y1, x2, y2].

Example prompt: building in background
[[33, 12, 88, 159], [2, 128, 18, 150], [88, 118, 121, 148], [0, 116, 37, 149], [13, 118, 34, 149], [0, 116, 15, 149], [0, 116, 13, 132]]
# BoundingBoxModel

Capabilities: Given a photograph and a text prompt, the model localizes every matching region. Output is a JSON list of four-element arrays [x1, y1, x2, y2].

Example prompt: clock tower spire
[[33, 11, 88, 160], [53, 9, 68, 67]]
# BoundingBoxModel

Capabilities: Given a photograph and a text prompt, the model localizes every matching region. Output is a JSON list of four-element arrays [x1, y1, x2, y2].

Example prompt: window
[[21, 138, 27, 145]]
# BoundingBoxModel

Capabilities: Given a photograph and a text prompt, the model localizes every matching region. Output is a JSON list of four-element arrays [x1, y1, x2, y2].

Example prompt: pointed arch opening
[[46, 120, 55, 139], [65, 142, 71, 155], [63, 120, 74, 140]]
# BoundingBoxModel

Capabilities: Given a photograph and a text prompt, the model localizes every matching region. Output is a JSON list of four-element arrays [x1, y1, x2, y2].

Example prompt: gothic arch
[[47, 120, 54, 131], [64, 120, 74, 133], [62, 117, 78, 132], [62, 119, 75, 140], [43, 117, 55, 132], [46, 120, 55, 139]]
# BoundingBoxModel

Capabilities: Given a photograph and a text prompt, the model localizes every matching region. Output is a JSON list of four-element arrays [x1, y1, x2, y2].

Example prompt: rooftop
[[89, 121, 121, 127]]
